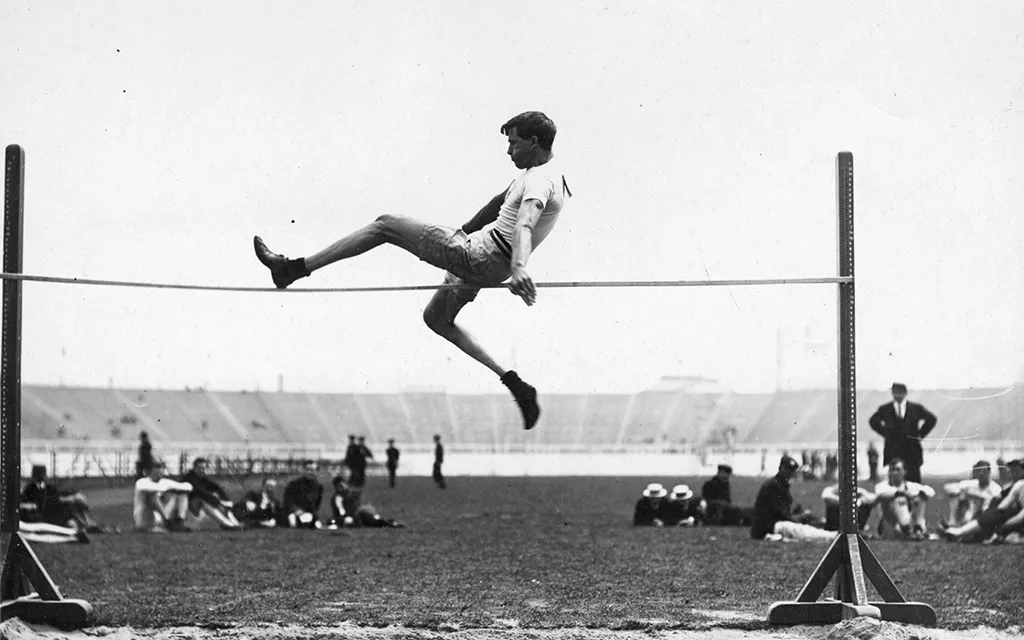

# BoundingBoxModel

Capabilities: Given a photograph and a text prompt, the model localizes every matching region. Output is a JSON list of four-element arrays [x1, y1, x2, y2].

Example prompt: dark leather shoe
[[501, 371, 541, 430], [254, 236, 309, 289]]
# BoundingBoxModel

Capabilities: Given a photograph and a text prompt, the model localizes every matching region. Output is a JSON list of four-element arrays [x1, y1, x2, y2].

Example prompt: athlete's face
[[888, 462, 906, 485], [973, 465, 991, 483], [506, 128, 535, 169]]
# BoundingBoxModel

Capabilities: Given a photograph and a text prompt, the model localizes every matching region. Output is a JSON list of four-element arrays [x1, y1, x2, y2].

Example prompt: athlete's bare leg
[[304, 215, 428, 272], [254, 215, 430, 288], [422, 288, 506, 377]]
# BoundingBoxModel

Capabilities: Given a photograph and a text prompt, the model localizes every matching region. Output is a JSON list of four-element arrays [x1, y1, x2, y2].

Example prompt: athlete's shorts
[[417, 225, 512, 301]]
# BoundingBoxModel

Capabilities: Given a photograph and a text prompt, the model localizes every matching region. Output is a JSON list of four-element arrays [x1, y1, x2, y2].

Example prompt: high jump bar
[[0, 273, 852, 293]]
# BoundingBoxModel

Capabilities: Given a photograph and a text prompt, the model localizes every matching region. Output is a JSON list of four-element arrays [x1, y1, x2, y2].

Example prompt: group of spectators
[[19, 449, 408, 542], [131, 457, 404, 533], [633, 464, 753, 527], [633, 455, 1024, 546]]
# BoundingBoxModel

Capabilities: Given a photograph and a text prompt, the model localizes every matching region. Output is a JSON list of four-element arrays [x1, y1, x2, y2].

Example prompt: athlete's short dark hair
[[501, 111, 557, 151]]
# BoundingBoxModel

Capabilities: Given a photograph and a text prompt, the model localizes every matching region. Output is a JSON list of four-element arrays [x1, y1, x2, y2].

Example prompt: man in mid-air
[[255, 112, 569, 431]]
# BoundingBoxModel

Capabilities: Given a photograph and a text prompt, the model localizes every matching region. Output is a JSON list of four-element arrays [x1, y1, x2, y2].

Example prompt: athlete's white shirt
[[486, 158, 566, 250], [943, 478, 1001, 509], [133, 477, 192, 511], [874, 479, 936, 501]]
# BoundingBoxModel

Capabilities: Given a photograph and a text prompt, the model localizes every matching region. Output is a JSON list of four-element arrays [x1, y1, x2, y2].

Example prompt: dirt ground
[[2, 618, 1023, 640]]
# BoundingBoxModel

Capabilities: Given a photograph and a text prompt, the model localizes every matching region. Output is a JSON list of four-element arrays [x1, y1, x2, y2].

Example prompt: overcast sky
[[2, 1, 1021, 395]]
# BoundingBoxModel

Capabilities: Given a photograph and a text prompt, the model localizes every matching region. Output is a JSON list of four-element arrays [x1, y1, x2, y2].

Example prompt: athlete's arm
[[508, 198, 544, 306], [461, 190, 507, 234]]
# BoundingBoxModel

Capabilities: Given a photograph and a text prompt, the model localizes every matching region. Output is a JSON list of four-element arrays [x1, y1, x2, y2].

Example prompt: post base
[[768, 600, 936, 626], [1, 595, 95, 629]]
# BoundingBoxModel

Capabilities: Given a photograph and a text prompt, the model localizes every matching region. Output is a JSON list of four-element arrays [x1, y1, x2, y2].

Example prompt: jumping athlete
[[254, 112, 569, 430]]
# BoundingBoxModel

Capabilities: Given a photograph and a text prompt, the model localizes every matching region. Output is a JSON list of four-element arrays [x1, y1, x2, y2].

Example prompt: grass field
[[25, 473, 1024, 632]]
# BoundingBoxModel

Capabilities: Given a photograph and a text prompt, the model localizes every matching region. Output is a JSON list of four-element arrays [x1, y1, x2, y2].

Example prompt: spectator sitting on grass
[[751, 456, 836, 542], [181, 457, 243, 530], [821, 483, 877, 533], [663, 484, 704, 527], [20, 464, 106, 534], [874, 458, 935, 540], [701, 464, 753, 526], [236, 478, 281, 528], [941, 458, 1024, 544], [942, 460, 1001, 528], [633, 483, 668, 526], [134, 461, 193, 532], [328, 472, 360, 529], [283, 461, 324, 529]]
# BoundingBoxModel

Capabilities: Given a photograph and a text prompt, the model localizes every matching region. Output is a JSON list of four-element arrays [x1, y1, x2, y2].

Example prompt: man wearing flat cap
[[868, 383, 937, 484], [751, 456, 835, 542], [701, 464, 752, 526]]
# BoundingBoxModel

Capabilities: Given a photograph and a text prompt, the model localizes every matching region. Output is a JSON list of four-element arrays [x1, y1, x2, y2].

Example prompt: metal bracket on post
[[0, 144, 95, 628], [767, 152, 936, 626]]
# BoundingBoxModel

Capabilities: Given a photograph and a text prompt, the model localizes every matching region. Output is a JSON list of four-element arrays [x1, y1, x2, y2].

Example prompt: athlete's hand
[[508, 267, 536, 306]]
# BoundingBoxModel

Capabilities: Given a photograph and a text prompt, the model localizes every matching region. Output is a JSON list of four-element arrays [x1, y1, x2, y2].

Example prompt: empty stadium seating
[[21, 383, 1023, 451]]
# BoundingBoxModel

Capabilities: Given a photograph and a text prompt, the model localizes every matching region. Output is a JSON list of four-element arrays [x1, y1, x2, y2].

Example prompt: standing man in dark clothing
[[701, 464, 753, 526], [385, 439, 400, 489], [136, 431, 153, 478], [346, 435, 368, 487], [868, 383, 937, 483], [283, 461, 324, 528], [752, 455, 835, 541], [433, 434, 447, 489], [360, 436, 376, 460]]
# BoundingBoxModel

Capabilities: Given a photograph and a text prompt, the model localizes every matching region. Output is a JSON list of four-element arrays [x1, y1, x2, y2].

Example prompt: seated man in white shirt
[[941, 458, 1024, 543], [874, 458, 936, 540], [943, 459, 1001, 527], [821, 483, 877, 533], [133, 461, 193, 532]]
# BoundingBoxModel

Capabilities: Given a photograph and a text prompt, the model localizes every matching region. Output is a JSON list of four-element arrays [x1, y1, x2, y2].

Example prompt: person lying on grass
[[662, 484, 705, 527], [633, 483, 668, 527]]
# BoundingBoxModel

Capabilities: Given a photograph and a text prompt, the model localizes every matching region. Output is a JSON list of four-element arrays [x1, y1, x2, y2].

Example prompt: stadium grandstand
[[19, 378, 1023, 479]]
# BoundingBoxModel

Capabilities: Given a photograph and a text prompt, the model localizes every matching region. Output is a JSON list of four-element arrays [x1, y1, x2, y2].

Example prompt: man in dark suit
[[385, 439, 400, 488], [345, 435, 368, 487], [433, 434, 447, 489], [868, 383, 937, 483]]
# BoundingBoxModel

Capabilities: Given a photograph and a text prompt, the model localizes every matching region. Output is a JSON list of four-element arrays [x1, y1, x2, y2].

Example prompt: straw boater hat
[[670, 484, 693, 501], [642, 483, 668, 498]]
